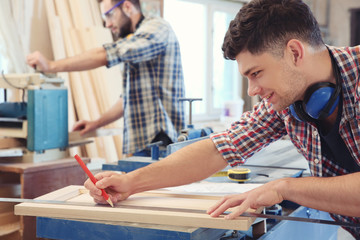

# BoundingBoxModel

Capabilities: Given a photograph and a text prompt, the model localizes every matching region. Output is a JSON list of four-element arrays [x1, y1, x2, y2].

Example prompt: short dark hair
[[222, 0, 324, 60], [97, 0, 141, 11]]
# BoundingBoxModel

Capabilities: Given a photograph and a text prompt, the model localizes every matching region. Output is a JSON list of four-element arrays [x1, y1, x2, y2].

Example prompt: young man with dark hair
[[27, 0, 185, 156], [83, 0, 360, 237]]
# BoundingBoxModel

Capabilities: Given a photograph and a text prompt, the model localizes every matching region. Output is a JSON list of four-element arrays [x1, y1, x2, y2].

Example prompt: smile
[[263, 92, 274, 101]]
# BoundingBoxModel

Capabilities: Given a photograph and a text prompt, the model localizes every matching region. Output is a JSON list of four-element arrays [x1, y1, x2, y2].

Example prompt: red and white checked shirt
[[211, 45, 360, 237]]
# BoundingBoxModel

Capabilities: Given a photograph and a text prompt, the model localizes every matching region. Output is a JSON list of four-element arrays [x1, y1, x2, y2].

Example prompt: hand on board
[[26, 51, 52, 72], [72, 120, 98, 136], [207, 179, 285, 219], [84, 171, 132, 205]]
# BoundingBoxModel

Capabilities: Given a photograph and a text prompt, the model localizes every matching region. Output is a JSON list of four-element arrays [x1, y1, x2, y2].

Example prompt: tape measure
[[212, 168, 251, 182]]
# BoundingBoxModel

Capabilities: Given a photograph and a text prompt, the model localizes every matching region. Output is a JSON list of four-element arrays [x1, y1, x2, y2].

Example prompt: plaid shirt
[[211, 45, 360, 237], [104, 17, 185, 154]]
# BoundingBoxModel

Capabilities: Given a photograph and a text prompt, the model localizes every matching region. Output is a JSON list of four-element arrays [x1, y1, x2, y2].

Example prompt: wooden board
[[0, 138, 25, 150], [68, 128, 122, 143], [15, 185, 262, 231]]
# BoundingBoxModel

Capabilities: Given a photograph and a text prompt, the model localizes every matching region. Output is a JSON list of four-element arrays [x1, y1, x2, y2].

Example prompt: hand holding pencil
[[74, 154, 114, 207]]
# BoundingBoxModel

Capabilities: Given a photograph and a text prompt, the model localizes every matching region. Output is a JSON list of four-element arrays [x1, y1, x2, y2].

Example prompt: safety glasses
[[102, 0, 125, 21]]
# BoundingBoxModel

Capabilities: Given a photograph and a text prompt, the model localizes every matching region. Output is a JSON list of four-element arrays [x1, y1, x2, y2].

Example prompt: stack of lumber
[[44, 0, 123, 162]]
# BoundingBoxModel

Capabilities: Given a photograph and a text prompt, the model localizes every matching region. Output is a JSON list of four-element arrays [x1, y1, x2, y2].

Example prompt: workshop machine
[[177, 98, 213, 141], [103, 97, 214, 169], [0, 73, 68, 162]]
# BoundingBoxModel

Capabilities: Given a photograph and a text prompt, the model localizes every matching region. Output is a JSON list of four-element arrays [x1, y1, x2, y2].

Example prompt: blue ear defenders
[[289, 54, 341, 122]]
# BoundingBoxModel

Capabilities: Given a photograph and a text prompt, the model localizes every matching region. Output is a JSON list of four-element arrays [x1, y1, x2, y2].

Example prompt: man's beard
[[116, 16, 132, 39]]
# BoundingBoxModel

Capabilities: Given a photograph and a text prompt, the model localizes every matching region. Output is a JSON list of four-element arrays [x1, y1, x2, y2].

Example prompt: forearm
[[127, 139, 228, 194], [280, 173, 360, 217], [94, 98, 124, 128], [49, 47, 107, 72]]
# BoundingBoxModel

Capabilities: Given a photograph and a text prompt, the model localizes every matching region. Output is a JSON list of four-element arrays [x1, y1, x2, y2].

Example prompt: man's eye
[[251, 71, 260, 77]]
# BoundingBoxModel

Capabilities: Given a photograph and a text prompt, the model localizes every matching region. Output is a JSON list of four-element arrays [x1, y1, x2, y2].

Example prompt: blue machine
[[177, 98, 213, 141], [27, 89, 68, 151], [0, 73, 68, 162], [125, 98, 213, 161], [257, 206, 339, 240]]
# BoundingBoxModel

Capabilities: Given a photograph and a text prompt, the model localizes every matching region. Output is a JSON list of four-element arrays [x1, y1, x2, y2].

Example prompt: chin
[[271, 103, 287, 112]]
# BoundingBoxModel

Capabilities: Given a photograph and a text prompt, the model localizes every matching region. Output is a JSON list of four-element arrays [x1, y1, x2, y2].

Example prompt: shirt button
[[312, 131, 318, 137], [314, 158, 320, 164]]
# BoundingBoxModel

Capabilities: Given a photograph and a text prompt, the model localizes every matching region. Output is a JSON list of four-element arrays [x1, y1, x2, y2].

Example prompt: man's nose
[[105, 19, 113, 28], [247, 80, 261, 97]]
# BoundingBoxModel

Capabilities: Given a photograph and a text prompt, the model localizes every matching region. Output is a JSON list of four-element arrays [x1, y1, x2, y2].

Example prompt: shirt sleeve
[[210, 101, 287, 167], [103, 18, 170, 68]]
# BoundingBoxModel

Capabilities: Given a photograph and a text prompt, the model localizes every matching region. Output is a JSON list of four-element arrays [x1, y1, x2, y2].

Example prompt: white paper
[[163, 182, 263, 196]]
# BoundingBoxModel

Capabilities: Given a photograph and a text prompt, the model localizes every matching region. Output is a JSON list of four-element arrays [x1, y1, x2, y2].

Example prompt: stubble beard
[[115, 15, 133, 40], [275, 64, 307, 111]]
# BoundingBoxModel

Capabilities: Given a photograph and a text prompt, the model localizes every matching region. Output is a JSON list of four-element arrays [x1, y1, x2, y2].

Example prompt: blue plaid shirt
[[211, 45, 360, 237], [103, 17, 185, 154]]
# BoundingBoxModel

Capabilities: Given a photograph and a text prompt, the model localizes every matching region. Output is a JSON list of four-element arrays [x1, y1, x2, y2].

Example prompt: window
[[164, 0, 243, 122]]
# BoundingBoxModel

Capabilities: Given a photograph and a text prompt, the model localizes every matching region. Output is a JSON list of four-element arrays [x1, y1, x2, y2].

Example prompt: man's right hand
[[72, 120, 99, 136], [84, 171, 132, 205], [26, 51, 53, 72]]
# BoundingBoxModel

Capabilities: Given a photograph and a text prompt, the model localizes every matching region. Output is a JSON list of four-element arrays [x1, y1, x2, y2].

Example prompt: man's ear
[[286, 39, 305, 66], [122, 1, 132, 17]]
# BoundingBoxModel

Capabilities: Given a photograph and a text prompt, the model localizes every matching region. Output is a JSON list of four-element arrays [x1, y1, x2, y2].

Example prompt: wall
[[328, 0, 360, 46]]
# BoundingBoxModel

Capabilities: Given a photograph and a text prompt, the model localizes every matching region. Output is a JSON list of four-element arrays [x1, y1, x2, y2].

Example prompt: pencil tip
[[107, 198, 114, 207]]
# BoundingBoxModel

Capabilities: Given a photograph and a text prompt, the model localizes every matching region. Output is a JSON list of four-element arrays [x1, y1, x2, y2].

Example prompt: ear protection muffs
[[290, 54, 341, 122]]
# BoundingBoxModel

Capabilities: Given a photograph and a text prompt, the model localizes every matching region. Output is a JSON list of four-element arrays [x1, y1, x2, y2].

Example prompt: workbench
[[16, 184, 266, 240], [12, 140, 341, 239], [0, 158, 88, 239]]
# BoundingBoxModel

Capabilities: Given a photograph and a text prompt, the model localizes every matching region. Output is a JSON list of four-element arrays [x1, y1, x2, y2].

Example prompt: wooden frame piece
[[15, 185, 262, 231]]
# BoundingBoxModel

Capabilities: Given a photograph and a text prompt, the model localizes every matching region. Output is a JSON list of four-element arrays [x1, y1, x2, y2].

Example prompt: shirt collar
[[135, 14, 145, 30]]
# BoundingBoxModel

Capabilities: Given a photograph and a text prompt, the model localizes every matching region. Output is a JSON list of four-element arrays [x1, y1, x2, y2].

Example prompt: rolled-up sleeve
[[210, 101, 287, 167]]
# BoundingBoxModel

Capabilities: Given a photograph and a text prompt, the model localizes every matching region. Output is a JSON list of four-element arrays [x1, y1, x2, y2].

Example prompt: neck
[[131, 13, 143, 32], [307, 47, 336, 86]]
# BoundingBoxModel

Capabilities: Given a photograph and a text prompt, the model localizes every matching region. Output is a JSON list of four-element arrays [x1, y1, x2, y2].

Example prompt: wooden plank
[[45, 0, 123, 161], [75, 28, 121, 162], [45, 0, 80, 156], [83, 27, 123, 159], [68, 128, 122, 143], [0, 121, 27, 139], [0, 222, 20, 238], [0, 138, 25, 150], [0, 212, 19, 226], [15, 185, 262, 231], [0, 158, 89, 174], [68, 0, 94, 29], [89, 0, 103, 27], [67, 29, 99, 158], [54, 0, 74, 29]]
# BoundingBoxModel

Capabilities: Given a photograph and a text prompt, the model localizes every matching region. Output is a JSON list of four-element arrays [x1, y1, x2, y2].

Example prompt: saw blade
[[3, 197, 359, 228]]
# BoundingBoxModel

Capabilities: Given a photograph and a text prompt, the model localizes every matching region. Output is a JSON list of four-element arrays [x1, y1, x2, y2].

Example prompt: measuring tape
[[212, 168, 251, 182]]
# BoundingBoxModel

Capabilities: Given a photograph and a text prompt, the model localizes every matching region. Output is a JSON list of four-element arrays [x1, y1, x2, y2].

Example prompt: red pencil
[[74, 154, 114, 207]]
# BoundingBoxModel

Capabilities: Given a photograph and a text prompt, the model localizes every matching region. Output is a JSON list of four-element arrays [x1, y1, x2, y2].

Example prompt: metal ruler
[[3, 197, 360, 228]]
